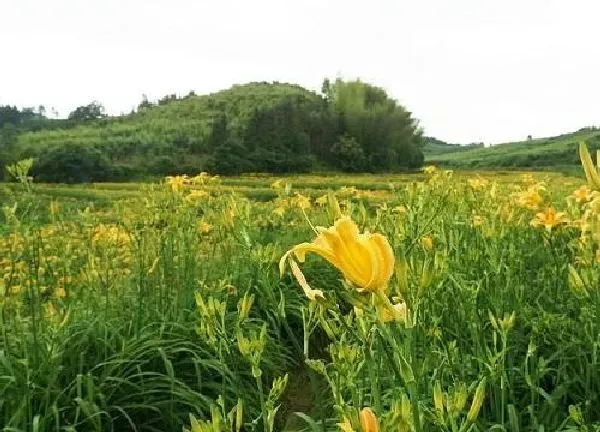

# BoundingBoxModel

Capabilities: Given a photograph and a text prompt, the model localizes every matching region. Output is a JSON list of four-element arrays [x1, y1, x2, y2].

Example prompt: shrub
[[330, 135, 366, 172], [33, 143, 112, 183]]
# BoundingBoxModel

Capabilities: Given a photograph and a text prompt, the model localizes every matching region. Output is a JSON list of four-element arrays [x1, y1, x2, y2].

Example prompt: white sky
[[0, 0, 599, 144]]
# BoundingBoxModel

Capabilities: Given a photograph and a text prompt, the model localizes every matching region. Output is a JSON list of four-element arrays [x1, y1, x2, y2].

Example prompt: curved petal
[[367, 233, 395, 290], [290, 242, 342, 270], [320, 223, 372, 286], [290, 260, 325, 300]]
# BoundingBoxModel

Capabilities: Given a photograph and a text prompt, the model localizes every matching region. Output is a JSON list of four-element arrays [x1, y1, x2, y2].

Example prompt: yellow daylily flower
[[165, 175, 189, 192], [191, 172, 209, 185], [337, 417, 355, 432], [468, 177, 489, 191], [185, 189, 209, 202], [280, 217, 395, 293], [421, 235, 434, 251], [571, 185, 592, 204], [472, 215, 484, 227], [521, 173, 535, 184], [514, 184, 545, 210], [271, 179, 284, 189], [293, 193, 311, 210], [273, 206, 286, 217], [531, 207, 569, 231], [197, 221, 213, 234], [359, 407, 379, 432], [315, 194, 329, 206], [381, 301, 408, 324]]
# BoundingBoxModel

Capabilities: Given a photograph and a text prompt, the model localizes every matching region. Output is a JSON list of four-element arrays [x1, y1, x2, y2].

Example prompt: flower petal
[[290, 259, 324, 300]]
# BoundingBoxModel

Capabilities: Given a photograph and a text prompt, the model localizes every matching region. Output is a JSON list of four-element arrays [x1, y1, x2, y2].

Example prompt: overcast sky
[[1, 0, 598, 144]]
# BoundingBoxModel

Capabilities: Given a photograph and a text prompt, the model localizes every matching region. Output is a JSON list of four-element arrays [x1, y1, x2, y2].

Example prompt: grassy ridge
[[425, 128, 600, 169]]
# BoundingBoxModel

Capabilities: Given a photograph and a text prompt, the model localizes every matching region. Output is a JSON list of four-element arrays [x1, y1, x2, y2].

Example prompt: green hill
[[16, 83, 324, 179], [5, 80, 424, 182], [423, 136, 472, 156], [426, 128, 600, 169]]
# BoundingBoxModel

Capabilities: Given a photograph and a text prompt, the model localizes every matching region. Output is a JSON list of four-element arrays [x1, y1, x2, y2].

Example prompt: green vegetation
[[423, 136, 462, 155], [1, 165, 600, 431], [426, 128, 600, 169], [2, 80, 424, 182]]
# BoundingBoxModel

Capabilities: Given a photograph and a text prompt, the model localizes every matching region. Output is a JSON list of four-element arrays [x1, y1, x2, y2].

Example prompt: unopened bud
[[235, 399, 243, 432], [418, 257, 433, 298], [467, 378, 487, 423], [568, 265, 588, 296], [433, 381, 444, 421], [305, 359, 327, 375], [237, 293, 254, 321], [359, 407, 379, 432]]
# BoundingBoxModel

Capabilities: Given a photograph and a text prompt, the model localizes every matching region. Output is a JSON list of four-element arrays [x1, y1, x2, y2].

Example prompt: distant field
[[0, 169, 584, 209], [424, 128, 600, 170]]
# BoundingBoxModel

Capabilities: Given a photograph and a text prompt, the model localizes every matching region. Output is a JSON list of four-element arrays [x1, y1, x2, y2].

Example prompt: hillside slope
[[426, 129, 600, 168], [12, 80, 424, 181], [17, 83, 323, 177]]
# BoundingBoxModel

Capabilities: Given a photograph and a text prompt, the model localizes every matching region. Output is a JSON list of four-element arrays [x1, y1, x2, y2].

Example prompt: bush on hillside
[[330, 135, 366, 172], [32, 143, 112, 183]]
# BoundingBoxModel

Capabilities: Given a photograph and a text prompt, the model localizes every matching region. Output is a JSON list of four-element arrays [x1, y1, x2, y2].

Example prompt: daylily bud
[[467, 378, 487, 423], [452, 383, 468, 414], [499, 312, 516, 332], [359, 408, 378, 432], [235, 399, 243, 432], [433, 381, 445, 421], [418, 257, 433, 298], [568, 265, 588, 296], [421, 235, 434, 251], [237, 292, 254, 321]]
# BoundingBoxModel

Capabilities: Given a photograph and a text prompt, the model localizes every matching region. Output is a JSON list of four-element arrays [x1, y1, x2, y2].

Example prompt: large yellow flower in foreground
[[531, 207, 569, 231], [280, 217, 395, 296]]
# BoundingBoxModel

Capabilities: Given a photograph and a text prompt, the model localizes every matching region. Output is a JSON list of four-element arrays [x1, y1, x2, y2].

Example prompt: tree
[[330, 135, 366, 172], [68, 101, 106, 122], [208, 113, 228, 149], [0, 105, 22, 127], [158, 94, 178, 106], [208, 137, 254, 175], [327, 79, 424, 171], [33, 143, 112, 183], [137, 94, 153, 111]]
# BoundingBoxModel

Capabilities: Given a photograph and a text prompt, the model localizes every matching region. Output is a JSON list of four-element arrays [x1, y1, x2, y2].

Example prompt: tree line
[[1, 79, 425, 182]]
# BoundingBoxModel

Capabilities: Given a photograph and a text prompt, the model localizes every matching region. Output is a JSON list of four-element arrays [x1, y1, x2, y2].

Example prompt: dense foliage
[[1, 165, 600, 431], [2, 80, 425, 182]]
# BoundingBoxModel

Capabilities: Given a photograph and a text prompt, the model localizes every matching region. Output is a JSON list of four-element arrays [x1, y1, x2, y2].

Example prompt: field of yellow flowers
[[1, 145, 600, 431]]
